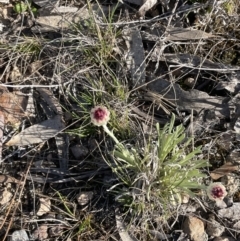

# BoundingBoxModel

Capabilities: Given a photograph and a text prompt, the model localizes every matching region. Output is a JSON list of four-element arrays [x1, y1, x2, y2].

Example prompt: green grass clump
[[65, 0, 135, 140], [105, 114, 210, 220], [13, 0, 38, 15], [222, 0, 239, 15], [15, 38, 41, 55]]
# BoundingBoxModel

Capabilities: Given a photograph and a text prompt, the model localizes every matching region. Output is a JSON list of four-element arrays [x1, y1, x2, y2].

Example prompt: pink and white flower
[[206, 182, 227, 202], [90, 106, 110, 126]]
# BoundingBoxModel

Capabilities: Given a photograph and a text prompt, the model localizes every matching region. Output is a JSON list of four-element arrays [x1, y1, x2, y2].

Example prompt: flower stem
[[103, 124, 125, 150]]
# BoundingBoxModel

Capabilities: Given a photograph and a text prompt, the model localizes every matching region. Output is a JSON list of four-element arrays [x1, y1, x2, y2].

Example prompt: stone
[[218, 203, 240, 221], [181, 193, 190, 204], [36, 198, 51, 216], [77, 191, 94, 206], [233, 220, 240, 231], [51, 6, 78, 13], [0, 23, 4, 32], [70, 145, 89, 159], [183, 216, 207, 241], [9, 230, 29, 241], [221, 174, 239, 196], [0, 187, 12, 205], [206, 215, 225, 237], [32, 0, 58, 8]]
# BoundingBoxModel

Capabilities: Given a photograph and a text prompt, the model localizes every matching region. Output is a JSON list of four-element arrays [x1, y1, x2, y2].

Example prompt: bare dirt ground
[[0, 0, 240, 240]]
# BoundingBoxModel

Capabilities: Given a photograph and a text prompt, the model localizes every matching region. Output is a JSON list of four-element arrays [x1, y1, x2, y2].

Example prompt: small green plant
[[73, 0, 121, 68], [66, 1, 132, 139], [90, 107, 210, 218], [13, 1, 28, 13], [13, 0, 38, 15], [15, 38, 41, 55], [56, 190, 75, 217], [222, 0, 238, 15], [67, 83, 132, 139], [77, 214, 93, 235]]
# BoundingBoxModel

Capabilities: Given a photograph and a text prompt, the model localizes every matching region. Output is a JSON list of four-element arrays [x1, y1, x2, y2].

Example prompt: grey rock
[[77, 191, 94, 206], [221, 174, 239, 196], [122, 28, 145, 88], [70, 144, 89, 159], [206, 216, 225, 237], [218, 203, 240, 221], [233, 220, 240, 231], [9, 230, 29, 241]]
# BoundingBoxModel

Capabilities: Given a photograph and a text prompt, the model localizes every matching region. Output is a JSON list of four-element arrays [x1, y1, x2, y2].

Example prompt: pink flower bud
[[90, 106, 110, 126], [206, 182, 227, 202]]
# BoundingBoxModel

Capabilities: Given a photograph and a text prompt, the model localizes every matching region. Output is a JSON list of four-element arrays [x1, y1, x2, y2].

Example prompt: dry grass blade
[[115, 210, 138, 241], [0, 114, 3, 161], [141, 27, 216, 42], [143, 90, 176, 115]]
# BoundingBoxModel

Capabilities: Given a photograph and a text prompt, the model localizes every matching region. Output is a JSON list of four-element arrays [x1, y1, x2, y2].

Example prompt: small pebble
[[9, 230, 29, 241]]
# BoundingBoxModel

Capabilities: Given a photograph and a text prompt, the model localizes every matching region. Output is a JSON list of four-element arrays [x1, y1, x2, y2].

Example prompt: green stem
[[103, 124, 119, 144], [102, 124, 125, 150]]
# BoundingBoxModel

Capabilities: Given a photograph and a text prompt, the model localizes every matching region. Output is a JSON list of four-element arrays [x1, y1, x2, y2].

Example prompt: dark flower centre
[[212, 186, 224, 198], [94, 108, 105, 121]]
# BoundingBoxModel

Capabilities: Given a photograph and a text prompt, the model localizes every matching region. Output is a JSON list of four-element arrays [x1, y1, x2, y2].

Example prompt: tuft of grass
[[67, 87, 134, 140], [55, 190, 75, 217], [15, 37, 41, 56], [66, 1, 136, 141], [13, 0, 38, 15], [0, 36, 41, 57], [73, 0, 121, 68], [76, 214, 93, 235], [105, 114, 210, 222], [51, 189, 95, 240], [222, 0, 239, 15]]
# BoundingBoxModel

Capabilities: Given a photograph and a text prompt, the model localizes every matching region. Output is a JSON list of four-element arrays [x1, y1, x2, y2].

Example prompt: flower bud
[[90, 106, 110, 126], [206, 182, 227, 202]]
